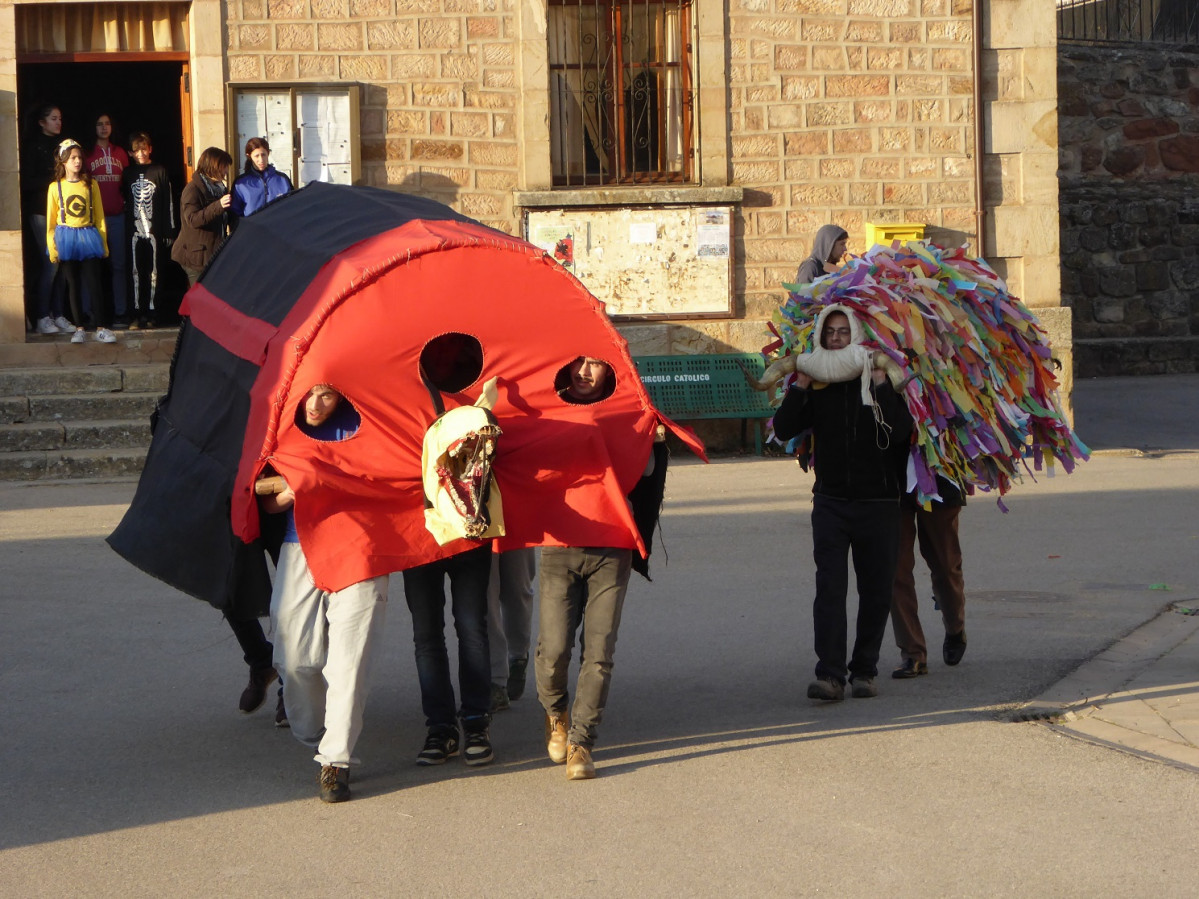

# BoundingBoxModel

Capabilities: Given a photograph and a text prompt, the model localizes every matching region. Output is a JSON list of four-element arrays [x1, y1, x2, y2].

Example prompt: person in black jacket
[[772, 305, 912, 702]]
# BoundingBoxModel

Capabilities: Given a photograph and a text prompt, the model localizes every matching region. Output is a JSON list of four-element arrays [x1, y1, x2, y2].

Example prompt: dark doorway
[[18, 59, 191, 325]]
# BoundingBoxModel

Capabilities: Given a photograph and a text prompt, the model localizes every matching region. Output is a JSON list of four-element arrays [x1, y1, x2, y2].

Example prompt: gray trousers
[[487, 547, 538, 684], [270, 543, 388, 768], [535, 546, 632, 749]]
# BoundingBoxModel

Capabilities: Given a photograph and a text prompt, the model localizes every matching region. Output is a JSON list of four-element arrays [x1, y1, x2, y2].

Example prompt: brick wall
[[728, 0, 978, 323], [225, 0, 521, 234], [1059, 42, 1199, 376]]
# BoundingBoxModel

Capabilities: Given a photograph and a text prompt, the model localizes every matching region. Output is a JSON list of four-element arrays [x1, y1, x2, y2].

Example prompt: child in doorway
[[46, 139, 114, 344], [86, 112, 129, 327], [121, 132, 175, 330]]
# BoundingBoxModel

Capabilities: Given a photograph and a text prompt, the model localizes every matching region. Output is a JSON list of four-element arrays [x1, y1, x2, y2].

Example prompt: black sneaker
[[490, 683, 510, 713], [507, 655, 529, 701], [462, 721, 494, 767], [319, 765, 350, 803], [892, 658, 929, 679], [239, 665, 278, 713], [943, 630, 968, 666], [416, 726, 460, 765]]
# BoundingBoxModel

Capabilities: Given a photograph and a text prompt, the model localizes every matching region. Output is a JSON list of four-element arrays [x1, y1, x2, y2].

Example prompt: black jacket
[[773, 379, 911, 501]]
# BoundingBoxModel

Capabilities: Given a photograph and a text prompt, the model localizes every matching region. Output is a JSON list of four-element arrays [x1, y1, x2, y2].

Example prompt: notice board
[[524, 205, 734, 319]]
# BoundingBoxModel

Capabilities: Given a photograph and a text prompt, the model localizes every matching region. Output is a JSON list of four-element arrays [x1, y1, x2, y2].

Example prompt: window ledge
[[514, 186, 743, 208]]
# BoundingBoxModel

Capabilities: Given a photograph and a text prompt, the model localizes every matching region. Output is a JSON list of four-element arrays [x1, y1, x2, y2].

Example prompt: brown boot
[[566, 743, 596, 780], [545, 710, 569, 764]]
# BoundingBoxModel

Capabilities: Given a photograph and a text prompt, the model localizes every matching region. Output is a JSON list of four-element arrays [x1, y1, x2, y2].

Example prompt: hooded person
[[771, 304, 913, 703], [795, 224, 849, 284]]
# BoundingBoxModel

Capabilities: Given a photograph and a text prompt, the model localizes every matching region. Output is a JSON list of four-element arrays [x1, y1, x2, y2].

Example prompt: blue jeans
[[402, 545, 492, 727], [28, 214, 59, 320]]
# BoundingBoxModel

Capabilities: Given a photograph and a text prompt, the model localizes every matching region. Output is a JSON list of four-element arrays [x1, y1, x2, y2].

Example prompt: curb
[[1017, 604, 1199, 773]]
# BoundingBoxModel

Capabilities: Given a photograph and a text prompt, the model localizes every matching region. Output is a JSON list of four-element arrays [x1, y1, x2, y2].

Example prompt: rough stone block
[[317, 22, 363, 50], [826, 75, 890, 98], [845, 20, 885, 42], [368, 21, 417, 50], [387, 109, 427, 133], [268, 0, 308, 18], [419, 18, 462, 49], [782, 76, 820, 100], [832, 128, 873, 153], [412, 140, 464, 160], [806, 102, 853, 126], [275, 23, 315, 50], [1160, 135, 1199, 172], [339, 54, 387, 80], [1098, 265, 1137, 297], [1093, 297, 1126, 323], [300, 54, 337, 77]]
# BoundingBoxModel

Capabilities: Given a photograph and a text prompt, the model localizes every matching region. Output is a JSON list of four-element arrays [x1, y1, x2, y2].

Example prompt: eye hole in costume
[[420, 332, 484, 394], [554, 356, 616, 405], [294, 387, 361, 441]]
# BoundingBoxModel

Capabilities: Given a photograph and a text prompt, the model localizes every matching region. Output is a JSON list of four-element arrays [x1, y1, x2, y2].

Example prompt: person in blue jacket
[[231, 136, 292, 219]]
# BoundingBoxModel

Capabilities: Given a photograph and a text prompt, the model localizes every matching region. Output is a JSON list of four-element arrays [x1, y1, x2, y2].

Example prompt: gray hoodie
[[794, 224, 848, 284]]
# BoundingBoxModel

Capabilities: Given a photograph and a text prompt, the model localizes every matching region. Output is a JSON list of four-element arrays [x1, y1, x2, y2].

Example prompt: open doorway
[[18, 59, 193, 325]]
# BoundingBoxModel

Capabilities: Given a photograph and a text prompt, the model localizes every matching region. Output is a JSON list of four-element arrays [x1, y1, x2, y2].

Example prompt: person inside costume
[[86, 111, 129, 328], [403, 344, 504, 770], [890, 474, 968, 678], [536, 355, 665, 780], [794, 224, 849, 284], [172, 146, 233, 286], [486, 548, 537, 712], [121, 132, 175, 330], [46, 140, 113, 344], [260, 383, 389, 803], [771, 306, 912, 702], [231, 136, 293, 220]]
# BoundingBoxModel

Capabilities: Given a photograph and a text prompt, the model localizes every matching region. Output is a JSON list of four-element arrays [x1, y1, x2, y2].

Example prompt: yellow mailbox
[[864, 221, 926, 247]]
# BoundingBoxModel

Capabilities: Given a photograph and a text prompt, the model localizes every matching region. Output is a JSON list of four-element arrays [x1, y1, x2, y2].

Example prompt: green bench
[[633, 353, 777, 454]]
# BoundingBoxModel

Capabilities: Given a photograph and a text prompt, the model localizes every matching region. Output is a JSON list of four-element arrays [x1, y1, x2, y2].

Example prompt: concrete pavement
[[1024, 373, 1199, 774], [1, 373, 1198, 895]]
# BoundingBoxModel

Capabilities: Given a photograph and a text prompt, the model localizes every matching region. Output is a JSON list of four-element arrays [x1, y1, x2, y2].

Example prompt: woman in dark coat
[[172, 146, 234, 285]]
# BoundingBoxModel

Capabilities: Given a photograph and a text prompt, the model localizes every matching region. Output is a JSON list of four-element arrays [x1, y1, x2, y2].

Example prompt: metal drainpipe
[[973, 0, 987, 258]]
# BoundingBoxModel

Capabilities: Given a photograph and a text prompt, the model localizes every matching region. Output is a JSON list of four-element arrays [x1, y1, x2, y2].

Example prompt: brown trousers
[[890, 503, 966, 663]]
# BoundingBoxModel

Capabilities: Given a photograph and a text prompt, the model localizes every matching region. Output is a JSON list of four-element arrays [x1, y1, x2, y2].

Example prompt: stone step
[[22, 392, 159, 423], [0, 419, 153, 453], [0, 364, 170, 398], [0, 447, 147, 481]]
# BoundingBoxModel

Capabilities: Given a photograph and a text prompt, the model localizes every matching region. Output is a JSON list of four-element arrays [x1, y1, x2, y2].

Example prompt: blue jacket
[[231, 165, 292, 217]]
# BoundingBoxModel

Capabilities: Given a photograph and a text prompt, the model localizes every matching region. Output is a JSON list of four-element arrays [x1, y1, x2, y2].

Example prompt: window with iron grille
[[548, 0, 695, 187]]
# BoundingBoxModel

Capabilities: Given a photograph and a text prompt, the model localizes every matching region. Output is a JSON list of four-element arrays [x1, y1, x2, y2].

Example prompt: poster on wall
[[525, 206, 734, 319]]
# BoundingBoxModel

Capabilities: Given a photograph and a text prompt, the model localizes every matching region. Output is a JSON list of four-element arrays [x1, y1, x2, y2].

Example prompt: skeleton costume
[[121, 162, 174, 323]]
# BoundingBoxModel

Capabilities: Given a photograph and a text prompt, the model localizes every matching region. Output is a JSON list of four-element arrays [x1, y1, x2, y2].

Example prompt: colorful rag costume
[[768, 241, 1089, 507]]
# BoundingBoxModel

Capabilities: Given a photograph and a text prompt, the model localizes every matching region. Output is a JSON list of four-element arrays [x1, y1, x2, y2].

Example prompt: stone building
[[1059, 35, 1199, 377], [0, 0, 1065, 395]]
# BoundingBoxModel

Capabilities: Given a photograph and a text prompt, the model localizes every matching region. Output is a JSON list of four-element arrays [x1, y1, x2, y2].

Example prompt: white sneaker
[[36, 316, 58, 334], [70, 328, 85, 344], [95, 328, 117, 344], [54, 316, 74, 333]]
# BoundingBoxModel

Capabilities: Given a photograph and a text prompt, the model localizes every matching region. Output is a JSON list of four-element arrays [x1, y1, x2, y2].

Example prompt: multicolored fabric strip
[[766, 241, 1091, 505]]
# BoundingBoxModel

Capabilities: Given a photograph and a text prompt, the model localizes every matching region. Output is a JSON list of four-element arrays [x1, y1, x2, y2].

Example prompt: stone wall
[[1059, 42, 1199, 375], [226, 0, 522, 234]]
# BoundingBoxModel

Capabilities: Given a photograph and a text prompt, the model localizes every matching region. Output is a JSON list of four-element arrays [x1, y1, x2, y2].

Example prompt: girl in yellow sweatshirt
[[46, 140, 113, 344]]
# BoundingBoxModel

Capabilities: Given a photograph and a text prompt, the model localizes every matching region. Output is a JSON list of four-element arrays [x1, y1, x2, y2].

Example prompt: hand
[[219, 194, 232, 209], [871, 369, 887, 385], [794, 372, 812, 389]]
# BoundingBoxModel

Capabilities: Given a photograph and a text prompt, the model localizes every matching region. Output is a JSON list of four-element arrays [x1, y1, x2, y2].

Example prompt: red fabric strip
[[181, 285, 278, 365]]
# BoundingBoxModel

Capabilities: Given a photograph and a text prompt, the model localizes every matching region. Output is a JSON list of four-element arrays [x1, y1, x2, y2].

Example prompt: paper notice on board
[[696, 224, 729, 258], [629, 222, 656, 244]]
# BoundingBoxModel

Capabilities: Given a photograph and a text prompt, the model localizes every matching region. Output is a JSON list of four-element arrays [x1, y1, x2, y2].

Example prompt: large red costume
[[109, 184, 703, 611]]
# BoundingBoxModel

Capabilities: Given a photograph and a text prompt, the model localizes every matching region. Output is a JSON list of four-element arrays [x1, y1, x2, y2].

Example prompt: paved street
[[2, 375, 1199, 896]]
